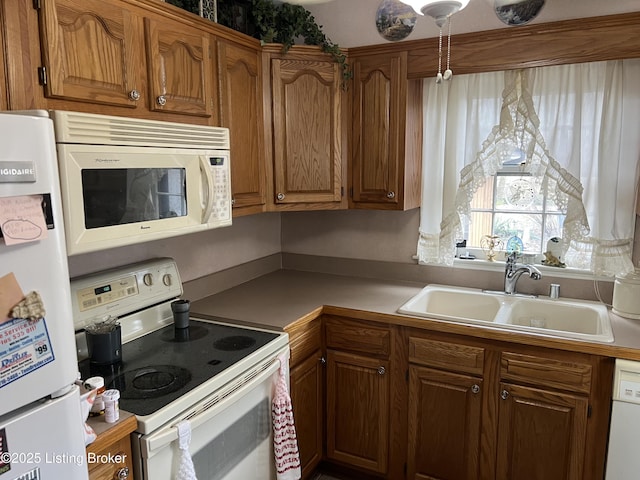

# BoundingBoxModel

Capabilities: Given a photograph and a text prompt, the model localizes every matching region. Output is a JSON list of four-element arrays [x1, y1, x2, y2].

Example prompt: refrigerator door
[[0, 112, 79, 417], [0, 385, 88, 479]]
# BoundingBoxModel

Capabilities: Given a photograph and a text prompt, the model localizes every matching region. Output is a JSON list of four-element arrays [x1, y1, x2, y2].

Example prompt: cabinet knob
[[128, 89, 140, 101], [276, 193, 285, 201], [500, 389, 509, 400], [471, 384, 480, 394], [377, 366, 386, 375], [156, 95, 167, 106], [319, 357, 326, 365], [115, 467, 130, 479], [386, 191, 396, 199], [231, 198, 236, 206]]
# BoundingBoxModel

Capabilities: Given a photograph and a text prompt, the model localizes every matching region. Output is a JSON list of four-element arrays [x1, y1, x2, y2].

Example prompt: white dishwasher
[[606, 359, 640, 478]]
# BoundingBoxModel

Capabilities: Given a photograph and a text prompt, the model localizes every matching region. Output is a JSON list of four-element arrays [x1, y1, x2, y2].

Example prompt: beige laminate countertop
[[190, 269, 640, 360]]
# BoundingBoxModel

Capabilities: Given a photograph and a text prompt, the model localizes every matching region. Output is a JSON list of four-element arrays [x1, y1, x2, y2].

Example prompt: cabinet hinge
[[349, 187, 353, 198], [340, 186, 344, 197], [32, 0, 41, 10], [37, 66, 47, 86], [405, 369, 409, 382], [404, 462, 407, 477], [587, 405, 592, 418]]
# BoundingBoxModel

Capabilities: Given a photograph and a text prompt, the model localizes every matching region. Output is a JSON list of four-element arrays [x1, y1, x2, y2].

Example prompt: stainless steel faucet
[[504, 252, 542, 295]]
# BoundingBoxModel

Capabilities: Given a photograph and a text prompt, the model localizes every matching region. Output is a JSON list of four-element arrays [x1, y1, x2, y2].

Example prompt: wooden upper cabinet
[[217, 40, 265, 214], [350, 51, 422, 210], [144, 17, 213, 117], [267, 48, 345, 210], [38, 0, 143, 108]]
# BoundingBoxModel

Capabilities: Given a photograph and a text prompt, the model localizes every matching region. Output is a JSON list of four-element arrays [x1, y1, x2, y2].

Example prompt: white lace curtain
[[417, 59, 640, 276]]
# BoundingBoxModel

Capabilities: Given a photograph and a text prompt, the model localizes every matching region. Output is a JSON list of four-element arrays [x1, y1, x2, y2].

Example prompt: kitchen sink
[[398, 286, 502, 322], [397, 285, 614, 343]]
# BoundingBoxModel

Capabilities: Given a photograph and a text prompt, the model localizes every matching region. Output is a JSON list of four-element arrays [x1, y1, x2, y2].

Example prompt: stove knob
[[143, 273, 153, 286], [163, 274, 173, 286]]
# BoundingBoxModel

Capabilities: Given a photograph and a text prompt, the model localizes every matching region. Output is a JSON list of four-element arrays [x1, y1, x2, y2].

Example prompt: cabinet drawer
[[325, 317, 390, 356], [501, 352, 592, 394], [409, 337, 484, 375], [288, 318, 322, 366]]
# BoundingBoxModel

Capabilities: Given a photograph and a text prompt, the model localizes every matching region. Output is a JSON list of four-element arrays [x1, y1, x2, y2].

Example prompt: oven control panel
[[70, 258, 183, 331]]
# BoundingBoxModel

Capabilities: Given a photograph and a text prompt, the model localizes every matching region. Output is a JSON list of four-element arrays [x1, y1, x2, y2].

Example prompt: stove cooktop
[[82, 319, 279, 417]]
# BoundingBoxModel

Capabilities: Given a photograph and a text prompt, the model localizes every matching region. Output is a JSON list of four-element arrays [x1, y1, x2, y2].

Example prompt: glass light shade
[[398, 0, 470, 26]]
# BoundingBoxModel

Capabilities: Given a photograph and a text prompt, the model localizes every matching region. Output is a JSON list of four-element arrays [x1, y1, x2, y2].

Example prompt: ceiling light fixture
[[398, 0, 471, 83]]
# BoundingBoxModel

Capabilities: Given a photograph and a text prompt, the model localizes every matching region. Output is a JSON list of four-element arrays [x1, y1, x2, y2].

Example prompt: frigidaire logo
[[0, 167, 35, 176], [0, 161, 36, 182], [95, 158, 121, 163]]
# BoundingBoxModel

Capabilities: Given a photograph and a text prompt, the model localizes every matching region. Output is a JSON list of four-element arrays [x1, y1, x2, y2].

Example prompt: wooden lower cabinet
[[289, 317, 612, 480], [408, 366, 482, 480], [496, 382, 588, 480], [326, 349, 390, 474], [87, 413, 137, 480], [406, 331, 612, 480], [290, 349, 324, 479]]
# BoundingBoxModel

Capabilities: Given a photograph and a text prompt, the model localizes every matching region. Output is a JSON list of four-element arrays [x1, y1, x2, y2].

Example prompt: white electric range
[[72, 258, 289, 480]]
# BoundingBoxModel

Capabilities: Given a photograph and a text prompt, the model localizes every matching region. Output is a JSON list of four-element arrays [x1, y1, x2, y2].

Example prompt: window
[[465, 173, 564, 256], [417, 60, 640, 276]]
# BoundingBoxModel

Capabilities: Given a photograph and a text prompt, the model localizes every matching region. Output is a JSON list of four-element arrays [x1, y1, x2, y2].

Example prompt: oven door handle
[[142, 354, 284, 458]]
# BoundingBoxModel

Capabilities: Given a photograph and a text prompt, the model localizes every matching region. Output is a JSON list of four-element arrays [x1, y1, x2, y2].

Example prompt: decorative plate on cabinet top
[[494, 0, 545, 26], [376, 0, 417, 42]]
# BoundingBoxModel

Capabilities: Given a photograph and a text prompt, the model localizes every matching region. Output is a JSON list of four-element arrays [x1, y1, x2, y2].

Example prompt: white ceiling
[[302, 0, 640, 48]]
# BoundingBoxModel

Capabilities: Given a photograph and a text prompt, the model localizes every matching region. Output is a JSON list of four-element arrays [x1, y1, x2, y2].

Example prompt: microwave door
[[82, 168, 187, 228]]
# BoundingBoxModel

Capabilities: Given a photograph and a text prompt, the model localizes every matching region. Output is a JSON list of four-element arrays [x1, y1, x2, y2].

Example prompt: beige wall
[[67, 213, 282, 282], [66, 205, 635, 299], [281, 209, 420, 264]]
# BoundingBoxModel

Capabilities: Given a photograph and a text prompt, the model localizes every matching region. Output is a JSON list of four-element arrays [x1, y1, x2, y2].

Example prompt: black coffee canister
[[171, 299, 191, 329], [86, 324, 122, 365]]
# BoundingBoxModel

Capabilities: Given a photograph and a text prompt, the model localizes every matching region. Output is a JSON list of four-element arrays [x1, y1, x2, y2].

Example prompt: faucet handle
[[506, 251, 518, 264]]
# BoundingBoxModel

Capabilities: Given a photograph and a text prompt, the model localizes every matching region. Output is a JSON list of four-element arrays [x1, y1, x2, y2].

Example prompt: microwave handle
[[199, 155, 215, 223]]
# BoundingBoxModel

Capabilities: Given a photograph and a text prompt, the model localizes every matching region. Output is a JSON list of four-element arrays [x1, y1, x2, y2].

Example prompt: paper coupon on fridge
[[0, 317, 54, 388], [0, 195, 48, 245]]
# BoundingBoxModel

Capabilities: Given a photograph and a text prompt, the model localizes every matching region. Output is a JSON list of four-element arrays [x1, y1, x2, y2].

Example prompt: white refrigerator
[[0, 111, 88, 479]]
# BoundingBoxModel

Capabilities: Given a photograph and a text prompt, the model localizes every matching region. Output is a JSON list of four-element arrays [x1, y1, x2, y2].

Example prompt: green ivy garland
[[218, 0, 352, 86]]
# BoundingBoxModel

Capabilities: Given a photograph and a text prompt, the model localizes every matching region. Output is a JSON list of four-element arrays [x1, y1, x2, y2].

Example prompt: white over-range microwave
[[51, 111, 232, 255]]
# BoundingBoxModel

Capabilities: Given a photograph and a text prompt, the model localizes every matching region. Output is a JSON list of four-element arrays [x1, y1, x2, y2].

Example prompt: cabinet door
[[218, 41, 265, 212], [87, 435, 133, 480], [144, 17, 212, 117], [290, 349, 324, 479], [496, 382, 589, 480], [350, 52, 422, 210], [408, 366, 482, 480], [326, 349, 389, 474], [351, 53, 403, 206], [38, 0, 142, 108], [271, 57, 342, 205]]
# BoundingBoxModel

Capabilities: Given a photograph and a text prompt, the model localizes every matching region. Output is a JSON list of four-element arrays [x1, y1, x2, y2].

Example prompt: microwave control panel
[[207, 155, 232, 226]]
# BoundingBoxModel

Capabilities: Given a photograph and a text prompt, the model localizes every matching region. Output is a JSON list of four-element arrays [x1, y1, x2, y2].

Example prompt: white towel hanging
[[272, 353, 301, 480], [175, 420, 198, 480]]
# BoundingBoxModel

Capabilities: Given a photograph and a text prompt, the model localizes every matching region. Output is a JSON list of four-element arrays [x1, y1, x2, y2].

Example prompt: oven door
[[133, 347, 288, 480]]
